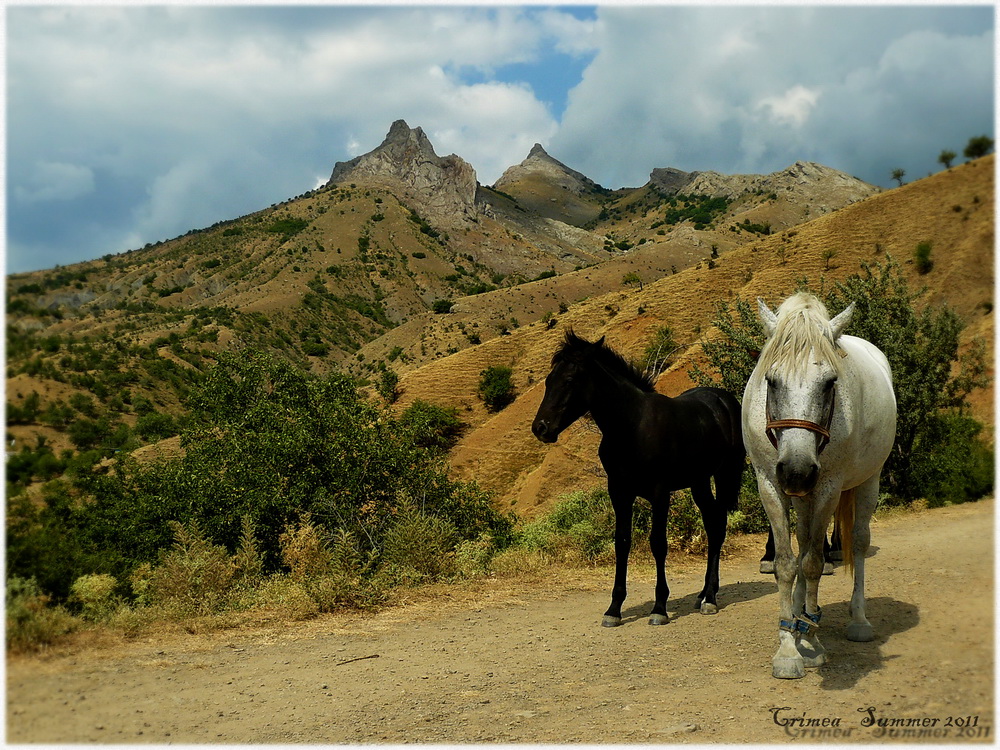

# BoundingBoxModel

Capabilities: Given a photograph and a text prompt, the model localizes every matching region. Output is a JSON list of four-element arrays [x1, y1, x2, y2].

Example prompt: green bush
[[142, 521, 236, 615], [69, 574, 121, 621], [6, 577, 78, 652], [20, 350, 514, 598], [398, 400, 465, 453], [135, 412, 178, 442], [478, 365, 516, 412], [381, 506, 459, 582], [914, 241, 933, 274], [909, 411, 994, 506]]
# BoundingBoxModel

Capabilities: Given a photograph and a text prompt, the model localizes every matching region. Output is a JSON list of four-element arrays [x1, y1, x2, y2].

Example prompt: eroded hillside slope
[[395, 157, 994, 516]]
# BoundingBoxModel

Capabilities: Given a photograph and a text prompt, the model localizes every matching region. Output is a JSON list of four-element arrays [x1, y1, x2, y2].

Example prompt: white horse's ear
[[757, 298, 778, 337], [829, 303, 855, 339]]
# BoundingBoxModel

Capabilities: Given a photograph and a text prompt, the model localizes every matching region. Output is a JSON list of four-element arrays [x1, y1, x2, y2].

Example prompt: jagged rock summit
[[649, 161, 879, 207], [494, 143, 604, 196], [327, 120, 478, 215]]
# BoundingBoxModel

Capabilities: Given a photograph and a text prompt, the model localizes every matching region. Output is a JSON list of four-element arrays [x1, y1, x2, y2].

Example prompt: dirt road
[[6, 499, 993, 744]]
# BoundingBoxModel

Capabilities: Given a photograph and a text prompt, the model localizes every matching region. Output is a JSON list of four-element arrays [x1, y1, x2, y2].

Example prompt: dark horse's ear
[[595, 336, 605, 347]]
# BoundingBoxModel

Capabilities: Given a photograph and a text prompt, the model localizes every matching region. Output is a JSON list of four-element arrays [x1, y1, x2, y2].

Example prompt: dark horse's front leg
[[602, 487, 636, 627]]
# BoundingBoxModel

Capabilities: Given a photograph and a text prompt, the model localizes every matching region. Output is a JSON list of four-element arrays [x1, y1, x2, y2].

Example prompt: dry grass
[[397, 157, 994, 518]]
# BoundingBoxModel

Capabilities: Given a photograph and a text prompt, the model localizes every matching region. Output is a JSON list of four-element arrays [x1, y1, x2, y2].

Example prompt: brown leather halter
[[765, 389, 834, 454]]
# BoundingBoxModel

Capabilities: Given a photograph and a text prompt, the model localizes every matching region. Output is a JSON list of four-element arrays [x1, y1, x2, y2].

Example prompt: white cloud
[[5, 5, 995, 273], [757, 85, 821, 128], [553, 6, 994, 187]]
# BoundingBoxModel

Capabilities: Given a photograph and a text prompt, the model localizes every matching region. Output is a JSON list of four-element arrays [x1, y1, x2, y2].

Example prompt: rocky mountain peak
[[494, 143, 602, 196], [327, 120, 478, 215]]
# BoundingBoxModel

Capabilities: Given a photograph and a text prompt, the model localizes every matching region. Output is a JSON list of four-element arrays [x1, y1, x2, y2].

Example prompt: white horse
[[742, 292, 896, 679]]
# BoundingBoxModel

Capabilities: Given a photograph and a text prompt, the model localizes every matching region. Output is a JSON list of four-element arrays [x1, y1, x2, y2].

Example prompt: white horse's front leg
[[757, 474, 803, 678], [792, 494, 836, 668], [846, 475, 880, 642]]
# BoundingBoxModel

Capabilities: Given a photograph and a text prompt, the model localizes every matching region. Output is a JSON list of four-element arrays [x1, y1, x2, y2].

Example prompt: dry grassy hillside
[[396, 156, 994, 517]]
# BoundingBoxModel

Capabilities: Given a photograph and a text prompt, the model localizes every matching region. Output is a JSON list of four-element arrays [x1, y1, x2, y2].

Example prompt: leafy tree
[[891, 168, 906, 187], [398, 400, 465, 454], [689, 258, 991, 503], [641, 325, 679, 376], [376, 366, 399, 404], [964, 135, 995, 161], [36, 350, 512, 589], [938, 149, 957, 169], [622, 271, 643, 291], [477, 365, 516, 412], [914, 241, 933, 274]]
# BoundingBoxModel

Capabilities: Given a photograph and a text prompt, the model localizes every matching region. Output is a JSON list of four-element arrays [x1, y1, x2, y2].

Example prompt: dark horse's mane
[[554, 330, 657, 393]]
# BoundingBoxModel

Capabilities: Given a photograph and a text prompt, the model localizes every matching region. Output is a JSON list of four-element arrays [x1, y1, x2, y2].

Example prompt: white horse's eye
[[823, 377, 837, 391]]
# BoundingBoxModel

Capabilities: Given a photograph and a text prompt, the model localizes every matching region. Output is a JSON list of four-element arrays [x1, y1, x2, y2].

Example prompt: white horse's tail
[[835, 488, 857, 574]]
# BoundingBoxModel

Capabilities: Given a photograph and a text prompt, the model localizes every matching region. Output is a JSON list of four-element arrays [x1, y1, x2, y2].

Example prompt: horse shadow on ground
[[618, 577, 919, 691], [813, 596, 920, 691], [618, 578, 777, 625]]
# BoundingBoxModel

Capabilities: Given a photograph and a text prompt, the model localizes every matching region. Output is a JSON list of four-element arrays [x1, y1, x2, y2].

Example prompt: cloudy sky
[[7, 4, 995, 274]]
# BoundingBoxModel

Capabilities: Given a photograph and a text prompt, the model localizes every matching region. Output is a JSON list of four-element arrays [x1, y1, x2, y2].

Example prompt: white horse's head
[[756, 293, 854, 496]]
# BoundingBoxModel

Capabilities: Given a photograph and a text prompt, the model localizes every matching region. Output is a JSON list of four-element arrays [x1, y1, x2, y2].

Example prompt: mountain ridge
[[9, 121, 980, 502]]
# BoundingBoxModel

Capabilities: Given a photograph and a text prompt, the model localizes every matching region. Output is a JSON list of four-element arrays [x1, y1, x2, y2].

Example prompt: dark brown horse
[[532, 332, 746, 626]]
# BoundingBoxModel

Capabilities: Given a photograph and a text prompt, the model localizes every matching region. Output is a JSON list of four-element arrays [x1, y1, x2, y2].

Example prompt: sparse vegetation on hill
[[5, 123, 993, 652], [7, 350, 515, 639]]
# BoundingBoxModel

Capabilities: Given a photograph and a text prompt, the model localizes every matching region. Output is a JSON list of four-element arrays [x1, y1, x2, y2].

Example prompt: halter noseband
[[765, 389, 835, 454]]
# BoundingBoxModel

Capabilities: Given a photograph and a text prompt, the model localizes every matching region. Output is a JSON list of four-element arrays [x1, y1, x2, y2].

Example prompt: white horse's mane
[[758, 292, 844, 378]]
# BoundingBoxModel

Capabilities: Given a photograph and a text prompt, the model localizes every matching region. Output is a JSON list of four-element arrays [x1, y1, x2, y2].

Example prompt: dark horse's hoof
[[648, 613, 669, 625], [602, 615, 622, 628]]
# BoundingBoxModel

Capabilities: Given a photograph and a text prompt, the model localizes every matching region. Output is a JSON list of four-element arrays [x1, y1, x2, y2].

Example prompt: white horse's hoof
[[699, 601, 718, 615], [760, 560, 775, 574], [772, 657, 806, 679], [648, 613, 669, 625], [846, 622, 875, 642], [602, 615, 622, 628], [822, 561, 834, 575]]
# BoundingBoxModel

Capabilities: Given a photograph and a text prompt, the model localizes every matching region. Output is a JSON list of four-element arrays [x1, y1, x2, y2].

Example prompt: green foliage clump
[[6, 577, 78, 652], [478, 365, 516, 412], [265, 217, 310, 243], [9, 350, 514, 608], [69, 574, 122, 622], [381, 504, 460, 582], [398, 400, 465, 453], [914, 241, 933, 274], [139, 521, 236, 615]]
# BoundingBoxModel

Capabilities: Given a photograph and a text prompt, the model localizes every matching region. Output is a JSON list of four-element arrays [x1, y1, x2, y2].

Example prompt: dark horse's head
[[531, 330, 654, 443]]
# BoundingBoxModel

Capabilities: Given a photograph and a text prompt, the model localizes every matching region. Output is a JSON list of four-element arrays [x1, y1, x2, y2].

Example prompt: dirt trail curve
[[7, 500, 993, 744]]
